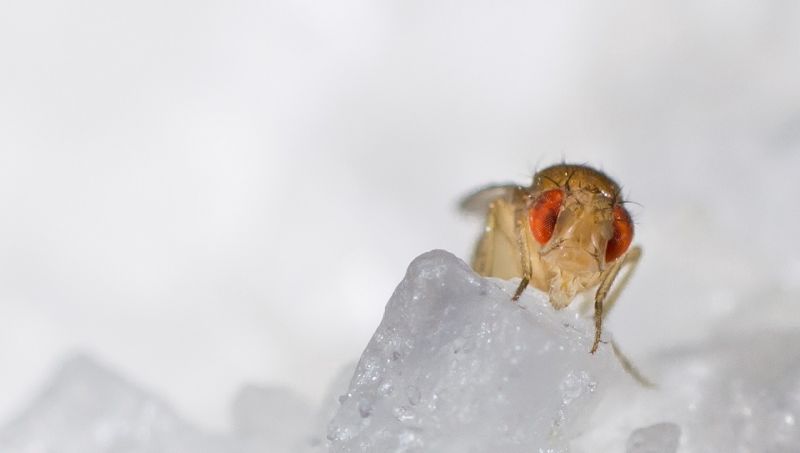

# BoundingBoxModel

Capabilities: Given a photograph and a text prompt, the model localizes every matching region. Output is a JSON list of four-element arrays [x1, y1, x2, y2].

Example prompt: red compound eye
[[529, 189, 563, 245], [606, 205, 633, 262]]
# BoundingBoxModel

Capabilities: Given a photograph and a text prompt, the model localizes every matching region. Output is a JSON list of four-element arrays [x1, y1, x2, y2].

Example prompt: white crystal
[[327, 250, 620, 452], [6, 251, 800, 453]]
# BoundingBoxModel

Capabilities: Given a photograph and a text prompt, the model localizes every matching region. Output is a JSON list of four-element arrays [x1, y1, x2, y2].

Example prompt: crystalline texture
[[327, 250, 620, 453]]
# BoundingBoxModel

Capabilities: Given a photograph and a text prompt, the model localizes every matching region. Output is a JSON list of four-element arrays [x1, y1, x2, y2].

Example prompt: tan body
[[463, 164, 642, 355]]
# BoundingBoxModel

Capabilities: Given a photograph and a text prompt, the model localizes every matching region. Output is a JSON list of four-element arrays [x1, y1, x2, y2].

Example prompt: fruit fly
[[461, 164, 641, 354]]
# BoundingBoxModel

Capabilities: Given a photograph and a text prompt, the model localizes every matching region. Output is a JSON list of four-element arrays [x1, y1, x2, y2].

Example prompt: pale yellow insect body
[[462, 164, 641, 354]]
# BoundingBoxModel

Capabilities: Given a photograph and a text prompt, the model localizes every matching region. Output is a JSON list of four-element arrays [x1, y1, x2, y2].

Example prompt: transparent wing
[[459, 184, 520, 216], [471, 197, 526, 280]]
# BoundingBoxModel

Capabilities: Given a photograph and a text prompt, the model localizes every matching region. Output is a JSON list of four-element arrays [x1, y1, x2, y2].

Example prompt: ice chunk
[[304, 362, 357, 452], [626, 423, 680, 453], [327, 250, 621, 453], [0, 354, 238, 453]]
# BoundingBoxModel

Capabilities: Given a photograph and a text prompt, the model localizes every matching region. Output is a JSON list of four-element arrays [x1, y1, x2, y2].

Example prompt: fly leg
[[589, 246, 652, 386], [600, 245, 642, 319], [470, 202, 498, 276], [590, 245, 642, 353], [511, 273, 530, 301], [610, 335, 654, 387], [511, 193, 533, 302]]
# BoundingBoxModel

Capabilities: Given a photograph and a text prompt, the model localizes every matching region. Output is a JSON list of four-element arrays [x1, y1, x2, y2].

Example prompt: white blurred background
[[1, 0, 799, 432]]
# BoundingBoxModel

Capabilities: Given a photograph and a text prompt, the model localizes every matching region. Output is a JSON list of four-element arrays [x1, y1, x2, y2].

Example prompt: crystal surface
[[327, 250, 620, 453]]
